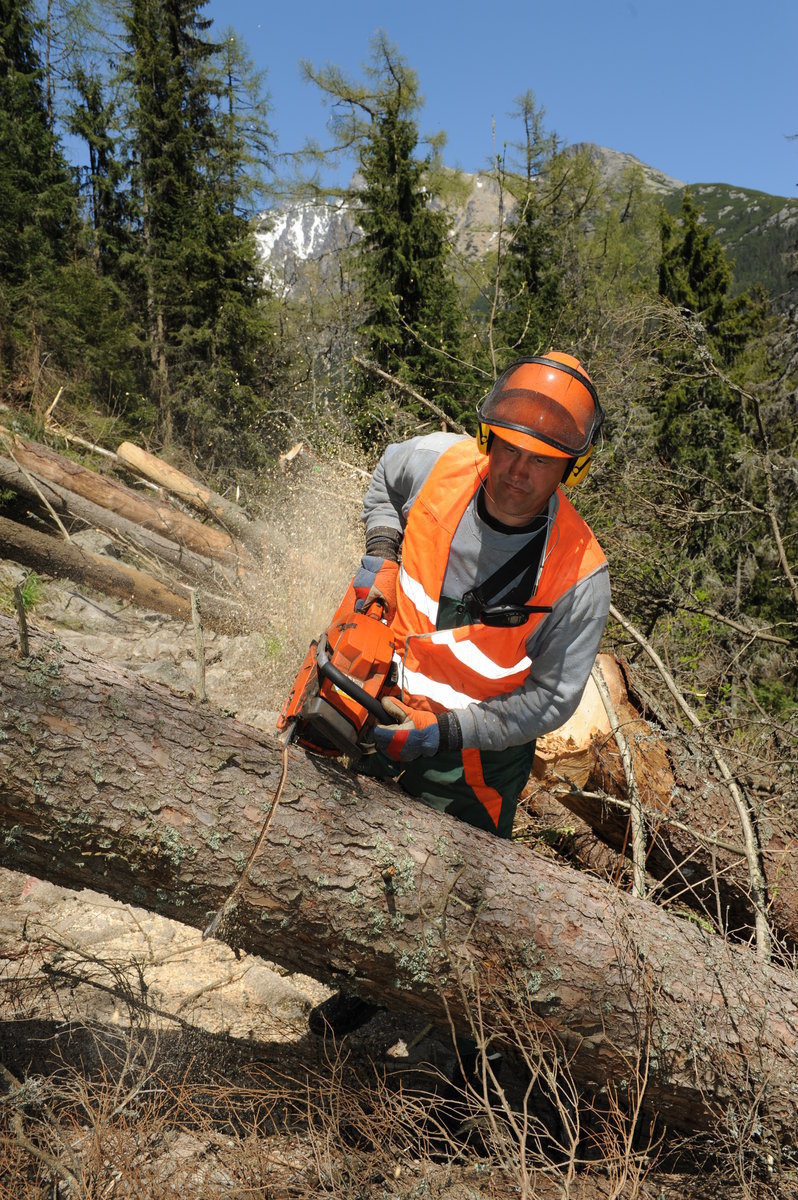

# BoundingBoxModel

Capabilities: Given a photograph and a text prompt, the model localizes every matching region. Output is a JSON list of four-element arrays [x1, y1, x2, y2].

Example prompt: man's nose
[[507, 457, 529, 481]]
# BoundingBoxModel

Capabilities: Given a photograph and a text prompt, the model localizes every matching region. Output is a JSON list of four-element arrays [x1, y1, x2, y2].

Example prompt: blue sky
[[204, 0, 797, 198]]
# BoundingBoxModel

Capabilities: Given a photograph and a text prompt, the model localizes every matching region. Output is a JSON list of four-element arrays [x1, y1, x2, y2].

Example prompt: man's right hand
[[352, 556, 399, 620]]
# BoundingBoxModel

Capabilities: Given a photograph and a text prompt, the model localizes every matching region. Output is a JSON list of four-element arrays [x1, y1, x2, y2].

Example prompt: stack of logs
[[0, 430, 268, 634]]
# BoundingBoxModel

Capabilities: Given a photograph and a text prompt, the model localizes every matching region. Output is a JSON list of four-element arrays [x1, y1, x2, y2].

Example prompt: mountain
[[663, 182, 797, 308], [255, 146, 798, 309]]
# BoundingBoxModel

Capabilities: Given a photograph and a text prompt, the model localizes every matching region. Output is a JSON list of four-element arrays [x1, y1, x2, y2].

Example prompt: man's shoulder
[[382, 432, 472, 483], [392, 431, 469, 456]]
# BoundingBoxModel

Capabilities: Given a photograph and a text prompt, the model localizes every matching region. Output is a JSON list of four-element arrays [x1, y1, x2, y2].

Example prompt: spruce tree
[[121, 0, 273, 459], [304, 35, 470, 439], [656, 189, 759, 478], [0, 0, 78, 392]]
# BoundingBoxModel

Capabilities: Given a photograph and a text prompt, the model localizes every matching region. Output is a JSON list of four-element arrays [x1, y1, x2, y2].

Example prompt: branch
[[608, 603, 772, 961], [352, 355, 468, 433], [591, 661, 646, 898]]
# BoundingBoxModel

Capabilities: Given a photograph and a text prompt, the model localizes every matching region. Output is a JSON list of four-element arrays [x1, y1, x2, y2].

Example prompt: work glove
[[373, 698, 463, 763], [352, 556, 399, 620], [373, 697, 440, 763]]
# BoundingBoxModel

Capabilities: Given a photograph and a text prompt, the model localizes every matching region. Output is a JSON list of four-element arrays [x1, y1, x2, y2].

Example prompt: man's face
[[484, 436, 565, 526]]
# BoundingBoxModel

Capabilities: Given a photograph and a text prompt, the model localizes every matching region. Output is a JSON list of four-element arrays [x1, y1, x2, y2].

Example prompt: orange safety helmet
[[477, 353, 604, 486]]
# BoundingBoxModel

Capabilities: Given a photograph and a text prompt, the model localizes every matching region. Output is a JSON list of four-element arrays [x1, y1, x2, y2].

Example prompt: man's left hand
[[373, 697, 440, 762]]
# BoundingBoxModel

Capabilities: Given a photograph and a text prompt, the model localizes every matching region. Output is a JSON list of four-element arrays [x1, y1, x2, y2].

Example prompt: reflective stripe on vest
[[391, 438, 606, 714]]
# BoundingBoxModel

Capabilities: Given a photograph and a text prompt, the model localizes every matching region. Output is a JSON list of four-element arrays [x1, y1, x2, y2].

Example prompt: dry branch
[[608, 605, 771, 960], [1, 613, 798, 1142], [534, 655, 798, 952]]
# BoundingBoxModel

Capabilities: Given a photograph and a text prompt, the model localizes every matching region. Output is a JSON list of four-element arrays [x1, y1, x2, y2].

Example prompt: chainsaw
[[276, 582, 397, 757]]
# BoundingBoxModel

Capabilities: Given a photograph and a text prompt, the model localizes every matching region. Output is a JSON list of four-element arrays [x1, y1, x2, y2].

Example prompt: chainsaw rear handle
[[316, 636, 396, 724]]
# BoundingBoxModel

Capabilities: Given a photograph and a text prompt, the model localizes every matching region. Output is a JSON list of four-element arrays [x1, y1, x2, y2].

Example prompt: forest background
[[1, 0, 797, 739]]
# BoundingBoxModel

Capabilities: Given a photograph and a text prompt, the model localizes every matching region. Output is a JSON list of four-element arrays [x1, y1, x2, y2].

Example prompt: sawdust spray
[[230, 449, 371, 724]]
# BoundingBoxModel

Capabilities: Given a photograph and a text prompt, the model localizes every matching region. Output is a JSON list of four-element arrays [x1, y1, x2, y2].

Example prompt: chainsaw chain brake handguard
[[315, 634, 393, 724], [276, 582, 400, 757]]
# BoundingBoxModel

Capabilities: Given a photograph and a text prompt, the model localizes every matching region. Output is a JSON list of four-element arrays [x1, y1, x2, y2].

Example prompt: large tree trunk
[[534, 655, 798, 950], [1, 614, 797, 1143]]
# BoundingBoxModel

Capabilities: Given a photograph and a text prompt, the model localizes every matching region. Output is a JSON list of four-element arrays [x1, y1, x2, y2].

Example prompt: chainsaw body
[[277, 584, 396, 757]]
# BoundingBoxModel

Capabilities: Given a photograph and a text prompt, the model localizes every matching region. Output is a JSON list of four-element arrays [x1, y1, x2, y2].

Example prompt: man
[[309, 352, 610, 1036]]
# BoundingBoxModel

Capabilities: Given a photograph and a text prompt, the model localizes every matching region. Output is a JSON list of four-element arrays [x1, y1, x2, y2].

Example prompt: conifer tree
[[492, 92, 560, 363], [121, 0, 273, 459], [304, 35, 470, 437], [0, 0, 78, 393], [656, 189, 763, 477]]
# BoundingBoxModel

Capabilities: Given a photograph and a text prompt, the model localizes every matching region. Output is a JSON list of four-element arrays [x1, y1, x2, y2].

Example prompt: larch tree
[[491, 91, 560, 367]]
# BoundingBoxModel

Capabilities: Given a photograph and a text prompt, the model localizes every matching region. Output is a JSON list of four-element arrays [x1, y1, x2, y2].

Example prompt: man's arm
[[454, 567, 611, 749], [360, 432, 465, 555]]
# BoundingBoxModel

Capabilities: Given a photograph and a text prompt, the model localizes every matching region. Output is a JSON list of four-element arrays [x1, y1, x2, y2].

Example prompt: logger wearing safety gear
[[361, 353, 610, 838], [308, 352, 610, 1042]]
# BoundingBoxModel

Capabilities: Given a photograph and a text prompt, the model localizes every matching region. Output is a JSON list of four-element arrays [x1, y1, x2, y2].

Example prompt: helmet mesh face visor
[[479, 363, 601, 457]]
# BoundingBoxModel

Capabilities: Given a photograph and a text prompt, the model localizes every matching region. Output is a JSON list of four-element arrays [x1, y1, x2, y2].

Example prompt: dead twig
[[609, 602, 771, 961]]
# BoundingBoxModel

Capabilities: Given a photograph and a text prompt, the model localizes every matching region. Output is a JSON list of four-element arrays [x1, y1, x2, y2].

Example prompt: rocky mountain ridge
[[256, 143, 798, 307]]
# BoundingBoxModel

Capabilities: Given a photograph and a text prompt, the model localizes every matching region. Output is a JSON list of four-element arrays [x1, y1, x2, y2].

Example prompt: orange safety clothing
[[390, 438, 607, 718]]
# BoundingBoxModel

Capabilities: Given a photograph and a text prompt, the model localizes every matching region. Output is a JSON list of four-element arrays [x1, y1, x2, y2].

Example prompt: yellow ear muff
[[562, 447, 594, 487], [476, 420, 491, 455]]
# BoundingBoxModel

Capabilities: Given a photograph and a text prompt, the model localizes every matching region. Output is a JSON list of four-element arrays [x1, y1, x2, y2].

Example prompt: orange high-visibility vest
[[391, 438, 607, 715]]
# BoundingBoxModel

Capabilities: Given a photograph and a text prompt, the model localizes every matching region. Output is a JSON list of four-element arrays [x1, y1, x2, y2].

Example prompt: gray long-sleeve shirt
[[360, 432, 610, 751]]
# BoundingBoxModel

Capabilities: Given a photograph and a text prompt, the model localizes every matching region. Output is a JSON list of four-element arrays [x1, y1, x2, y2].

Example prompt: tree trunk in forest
[[1, 432, 249, 566], [0, 518, 261, 635], [1, 613, 797, 1142], [116, 442, 268, 562], [533, 655, 798, 951]]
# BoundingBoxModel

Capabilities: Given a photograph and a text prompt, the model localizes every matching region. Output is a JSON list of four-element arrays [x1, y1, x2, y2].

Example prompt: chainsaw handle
[[316, 637, 396, 724]]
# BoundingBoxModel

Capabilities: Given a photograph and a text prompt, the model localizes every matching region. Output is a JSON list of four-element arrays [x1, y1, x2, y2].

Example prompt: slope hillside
[[663, 181, 798, 307]]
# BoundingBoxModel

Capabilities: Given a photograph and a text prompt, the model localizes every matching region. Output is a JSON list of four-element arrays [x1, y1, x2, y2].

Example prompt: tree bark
[[0, 518, 261, 635], [116, 442, 268, 562], [1, 432, 250, 567], [534, 656, 798, 951], [1, 613, 797, 1142]]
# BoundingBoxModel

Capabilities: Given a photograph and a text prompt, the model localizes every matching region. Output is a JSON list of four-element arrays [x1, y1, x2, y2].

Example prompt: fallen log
[[1, 612, 797, 1143], [0, 517, 262, 635], [0, 455, 239, 597], [116, 442, 268, 562], [0, 431, 250, 568], [534, 655, 798, 951]]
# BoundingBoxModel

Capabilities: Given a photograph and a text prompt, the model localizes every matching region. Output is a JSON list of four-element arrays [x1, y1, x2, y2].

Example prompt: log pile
[[0, 427, 268, 633]]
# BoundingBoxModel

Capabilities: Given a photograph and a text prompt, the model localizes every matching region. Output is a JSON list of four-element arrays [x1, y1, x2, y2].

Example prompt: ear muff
[[476, 421, 492, 455], [562, 446, 594, 487]]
